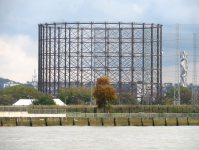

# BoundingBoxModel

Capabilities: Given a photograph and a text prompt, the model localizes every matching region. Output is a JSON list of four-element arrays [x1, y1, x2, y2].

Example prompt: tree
[[92, 76, 116, 112], [32, 94, 55, 105], [165, 86, 192, 105], [56, 86, 91, 105], [112, 92, 138, 105], [0, 85, 45, 105]]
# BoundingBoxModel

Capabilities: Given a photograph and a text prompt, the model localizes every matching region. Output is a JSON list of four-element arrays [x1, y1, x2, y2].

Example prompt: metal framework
[[192, 33, 197, 105], [38, 22, 162, 101], [174, 24, 180, 105]]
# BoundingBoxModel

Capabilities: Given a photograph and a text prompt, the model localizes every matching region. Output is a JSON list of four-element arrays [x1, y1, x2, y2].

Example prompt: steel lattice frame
[[38, 22, 162, 101]]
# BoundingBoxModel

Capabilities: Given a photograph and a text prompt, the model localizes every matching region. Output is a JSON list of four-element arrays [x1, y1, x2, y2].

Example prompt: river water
[[0, 126, 199, 150]]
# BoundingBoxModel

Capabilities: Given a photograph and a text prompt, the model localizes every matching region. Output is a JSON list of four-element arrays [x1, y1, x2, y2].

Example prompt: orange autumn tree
[[92, 76, 116, 112]]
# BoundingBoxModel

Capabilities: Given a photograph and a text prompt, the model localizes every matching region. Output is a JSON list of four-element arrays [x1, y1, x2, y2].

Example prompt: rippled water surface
[[1, 126, 199, 150]]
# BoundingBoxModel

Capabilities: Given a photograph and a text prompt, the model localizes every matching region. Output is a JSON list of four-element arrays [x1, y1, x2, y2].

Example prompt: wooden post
[[128, 117, 130, 126], [45, 118, 48, 126], [1, 118, 3, 126], [114, 118, 116, 126], [152, 118, 155, 126], [141, 118, 143, 126], [187, 117, 189, 125], [73, 118, 75, 126], [165, 117, 167, 126], [176, 117, 178, 126], [30, 118, 32, 126], [16, 118, 18, 126], [88, 118, 90, 126], [101, 118, 104, 126], [60, 118, 62, 126]]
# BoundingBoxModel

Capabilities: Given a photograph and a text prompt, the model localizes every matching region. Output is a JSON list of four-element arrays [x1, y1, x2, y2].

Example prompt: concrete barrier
[[115, 117, 128, 126], [46, 117, 61, 126], [1, 117, 16, 126], [166, 117, 177, 126], [0, 111, 65, 117], [1, 117, 199, 126], [62, 117, 73, 126], [154, 117, 166, 126], [71, 117, 88, 126], [178, 117, 188, 126], [17, 117, 30, 126], [103, 117, 114, 126], [142, 118, 153, 126], [188, 117, 199, 125], [90, 117, 103, 126], [130, 117, 142, 126]]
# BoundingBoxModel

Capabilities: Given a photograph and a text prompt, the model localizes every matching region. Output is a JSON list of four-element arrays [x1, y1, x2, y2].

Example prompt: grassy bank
[[26, 105, 199, 113]]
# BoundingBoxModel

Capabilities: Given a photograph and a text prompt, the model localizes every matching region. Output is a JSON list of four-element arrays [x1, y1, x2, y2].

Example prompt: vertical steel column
[[94, 29, 96, 87], [42, 25, 45, 93], [157, 24, 160, 104], [151, 24, 153, 103], [105, 23, 107, 76], [131, 23, 134, 96], [90, 23, 93, 106], [69, 28, 71, 87], [94, 28, 96, 105], [64, 23, 67, 88], [38, 24, 41, 91], [142, 23, 145, 105], [58, 27, 60, 89], [45, 24, 48, 94], [157, 24, 160, 103], [77, 23, 80, 87], [107, 28, 109, 77], [81, 28, 83, 86], [49, 27, 51, 94], [160, 25, 163, 99], [54, 23, 56, 95], [119, 23, 122, 93]]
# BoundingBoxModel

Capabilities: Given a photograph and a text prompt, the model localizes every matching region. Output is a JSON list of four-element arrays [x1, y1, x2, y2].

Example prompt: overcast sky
[[0, 0, 199, 84]]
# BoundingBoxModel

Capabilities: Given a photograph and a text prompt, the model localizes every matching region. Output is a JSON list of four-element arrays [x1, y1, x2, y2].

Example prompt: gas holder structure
[[38, 22, 162, 102]]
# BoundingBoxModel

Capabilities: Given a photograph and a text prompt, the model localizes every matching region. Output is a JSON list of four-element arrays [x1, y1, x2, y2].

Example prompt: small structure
[[53, 99, 66, 105], [13, 99, 34, 106], [12, 99, 66, 106]]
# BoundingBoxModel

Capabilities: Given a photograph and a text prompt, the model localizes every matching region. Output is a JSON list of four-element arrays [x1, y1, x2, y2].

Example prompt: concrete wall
[[1, 116, 199, 126], [0, 111, 65, 117]]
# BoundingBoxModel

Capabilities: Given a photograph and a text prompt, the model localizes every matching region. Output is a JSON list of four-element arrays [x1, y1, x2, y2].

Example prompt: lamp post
[[3, 95, 5, 106], [65, 96, 68, 105], [122, 98, 125, 105], [27, 95, 32, 99]]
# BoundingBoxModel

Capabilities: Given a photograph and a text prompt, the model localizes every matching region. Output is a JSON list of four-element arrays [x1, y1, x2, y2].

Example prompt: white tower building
[[180, 51, 188, 87]]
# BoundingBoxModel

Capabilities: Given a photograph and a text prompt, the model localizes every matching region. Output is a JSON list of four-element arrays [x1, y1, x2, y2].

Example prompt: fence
[[66, 112, 199, 118], [28, 109, 66, 114], [0, 106, 27, 111]]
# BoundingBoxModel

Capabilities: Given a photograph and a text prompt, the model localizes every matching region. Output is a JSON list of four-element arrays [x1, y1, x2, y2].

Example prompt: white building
[[4, 81, 19, 88]]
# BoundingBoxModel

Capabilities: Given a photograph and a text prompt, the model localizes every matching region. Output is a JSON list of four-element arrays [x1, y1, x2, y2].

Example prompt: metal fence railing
[[28, 109, 66, 114], [66, 113, 199, 118], [0, 106, 27, 111]]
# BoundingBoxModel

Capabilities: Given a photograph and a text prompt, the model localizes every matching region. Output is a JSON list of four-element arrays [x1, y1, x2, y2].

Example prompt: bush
[[32, 94, 55, 105]]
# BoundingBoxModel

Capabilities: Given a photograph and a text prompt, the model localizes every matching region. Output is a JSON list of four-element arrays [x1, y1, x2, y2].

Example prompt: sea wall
[[1, 117, 199, 126]]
